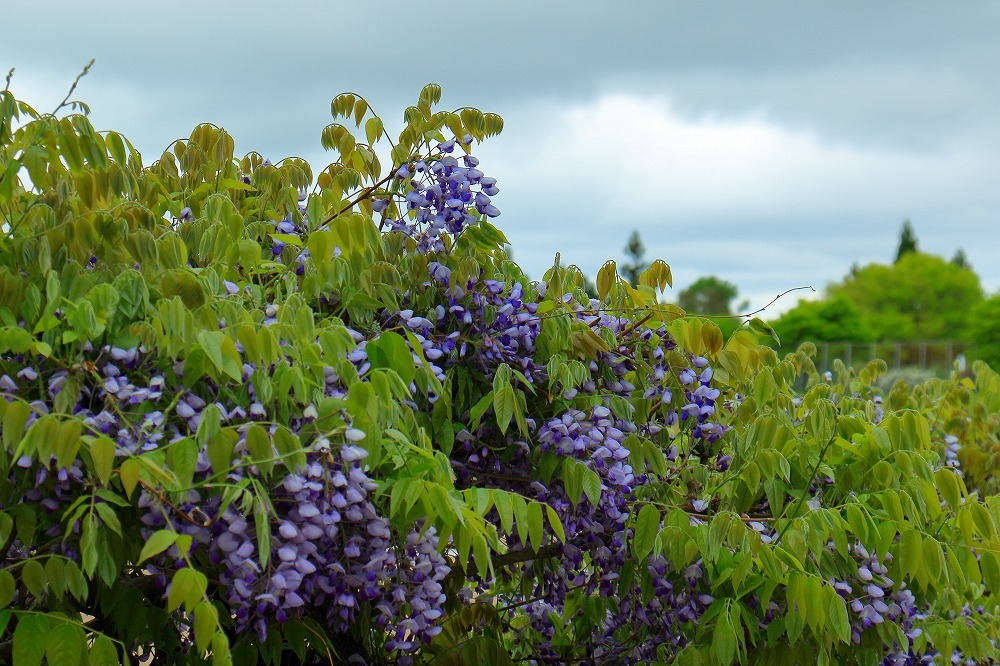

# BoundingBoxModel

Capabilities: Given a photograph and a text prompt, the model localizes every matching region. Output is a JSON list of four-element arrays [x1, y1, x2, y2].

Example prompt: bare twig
[[707, 285, 816, 320], [52, 58, 95, 115]]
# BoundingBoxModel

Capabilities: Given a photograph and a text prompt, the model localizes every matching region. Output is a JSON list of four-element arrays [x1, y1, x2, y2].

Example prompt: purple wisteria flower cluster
[[381, 139, 499, 254], [135, 437, 450, 656], [1, 337, 451, 660]]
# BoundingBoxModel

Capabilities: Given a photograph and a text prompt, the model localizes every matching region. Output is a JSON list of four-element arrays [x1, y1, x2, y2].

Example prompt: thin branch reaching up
[[52, 58, 95, 115]]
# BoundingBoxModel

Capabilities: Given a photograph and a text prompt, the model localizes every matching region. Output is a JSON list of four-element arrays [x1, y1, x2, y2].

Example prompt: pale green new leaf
[[137, 529, 178, 564], [632, 503, 660, 561]]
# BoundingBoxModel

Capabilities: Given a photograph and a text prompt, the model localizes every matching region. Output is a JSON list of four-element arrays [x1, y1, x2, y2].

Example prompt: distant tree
[[620, 230, 648, 285], [951, 248, 970, 269], [895, 219, 919, 263], [769, 296, 875, 350], [829, 252, 983, 341], [678, 276, 739, 315], [969, 293, 1000, 371]]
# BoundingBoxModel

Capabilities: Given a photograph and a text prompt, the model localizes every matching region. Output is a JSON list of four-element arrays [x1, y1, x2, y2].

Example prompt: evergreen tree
[[951, 248, 970, 269], [621, 230, 648, 285], [895, 219, 919, 263]]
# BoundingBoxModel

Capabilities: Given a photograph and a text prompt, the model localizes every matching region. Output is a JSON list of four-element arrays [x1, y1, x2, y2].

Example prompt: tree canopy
[[677, 276, 740, 316], [828, 252, 983, 341], [769, 296, 875, 350], [969, 293, 1000, 372]]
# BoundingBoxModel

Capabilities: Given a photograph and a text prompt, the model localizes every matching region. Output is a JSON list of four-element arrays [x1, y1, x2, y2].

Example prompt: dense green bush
[[0, 82, 996, 665], [769, 297, 875, 351], [828, 253, 983, 342], [969, 293, 1000, 372]]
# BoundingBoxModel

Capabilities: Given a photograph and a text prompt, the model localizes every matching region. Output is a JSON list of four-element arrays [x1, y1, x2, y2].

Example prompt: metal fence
[[812, 341, 967, 374]]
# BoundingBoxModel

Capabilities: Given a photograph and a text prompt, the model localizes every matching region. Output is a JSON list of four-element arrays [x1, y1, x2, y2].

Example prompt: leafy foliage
[[0, 79, 997, 665], [829, 252, 983, 342], [969, 292, 1000, 373], [678, 276, 741, 316], [769, 297, 875, 350]]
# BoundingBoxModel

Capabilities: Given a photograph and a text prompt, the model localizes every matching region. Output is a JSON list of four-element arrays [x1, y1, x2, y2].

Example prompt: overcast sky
[[4, 1, 999, 315]]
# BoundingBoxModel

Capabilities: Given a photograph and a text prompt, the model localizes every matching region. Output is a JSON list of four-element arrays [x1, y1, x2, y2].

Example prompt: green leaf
[[562, 458, 583, 506], [366, 331, 415, 386], [168, 567, 207, 612], [45, 623, 84, 666], [899, 529, 922, 580], [596, 260, 617, 300], [206, 431, 235, 477], [0, 570, 15, 607], [106, 131, 127, 164], [45, 558, 66, 598], [166, 437, 198, 489], [785, 572, 806, 645], [194, 600, 219, 653], [212, 632, 232, 666], [118, 458, 140, 499], [196, 330, 243, 381], [749, 317, 780, 346], [365, 116, 384, 145], [2, 400, 29, 452], [545, 504, 566, 543], [982, 551, 1000, 595], [88, 635, 120, 666], [22, 559, 47, 598], [64, 561, 88, 601], [89, 435, 116, 486], [526, 501, 544, 552], [138, 529, 178, 564], [255, 500, 272, 570], [752, 368, 775, 407], [95, 502, 123, 536], [921, 537, 943, 584], [934, 467, 961, 509], [272, 427, 305, 473], [493, 384, 515, 435], [245, 424, 274, 477], [196, 404, 222, 446], [581, 466, 602, 507], [971, 503, 997, 539], [712, 603, 738, 665], [469, 391, 493, 430], [492, 490, 513, 535], [633, 503, 660, 561], [80, 514, 99, 577], [12, 614, 48, 666], [511, 494, 529, 546]]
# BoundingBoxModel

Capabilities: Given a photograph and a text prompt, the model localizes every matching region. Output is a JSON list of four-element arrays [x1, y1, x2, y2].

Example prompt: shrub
[[0, 83, 996, 665], [769, 296, 875, 350], [969, 293, 1000, 372]]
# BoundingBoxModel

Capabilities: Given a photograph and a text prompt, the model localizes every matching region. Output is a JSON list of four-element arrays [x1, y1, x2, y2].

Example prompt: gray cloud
[[3, 0, 999, 314]]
